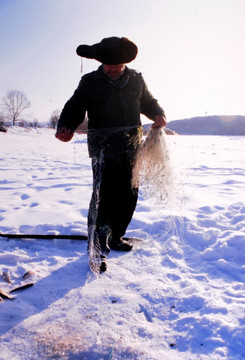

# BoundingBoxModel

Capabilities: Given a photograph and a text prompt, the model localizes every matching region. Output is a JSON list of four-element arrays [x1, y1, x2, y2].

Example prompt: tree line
[[0, 89, 60, 130]]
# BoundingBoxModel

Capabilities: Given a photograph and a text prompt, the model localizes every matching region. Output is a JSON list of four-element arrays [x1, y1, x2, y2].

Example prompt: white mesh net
[[87, 126, 178, 273], [132, 127, 174, 206]]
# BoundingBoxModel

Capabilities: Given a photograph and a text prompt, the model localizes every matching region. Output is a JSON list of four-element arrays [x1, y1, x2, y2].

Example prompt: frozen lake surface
[[0, 128, 245, 359]]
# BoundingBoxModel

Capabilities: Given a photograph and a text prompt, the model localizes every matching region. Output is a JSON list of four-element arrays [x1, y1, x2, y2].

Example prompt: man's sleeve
[[140, 76, 165, 120], [57, 78, 88, 132]]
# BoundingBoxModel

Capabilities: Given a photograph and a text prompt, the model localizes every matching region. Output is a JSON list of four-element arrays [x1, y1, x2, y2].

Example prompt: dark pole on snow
[[0, 234, 88, 240]]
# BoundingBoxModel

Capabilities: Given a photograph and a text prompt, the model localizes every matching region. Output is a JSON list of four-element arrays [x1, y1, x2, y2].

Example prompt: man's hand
[[55, 127, 74, 142], [152, 115, 167, 128]]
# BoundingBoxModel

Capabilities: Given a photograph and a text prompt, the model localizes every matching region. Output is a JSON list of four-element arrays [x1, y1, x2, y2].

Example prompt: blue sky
[[0, 0, 245, 123]]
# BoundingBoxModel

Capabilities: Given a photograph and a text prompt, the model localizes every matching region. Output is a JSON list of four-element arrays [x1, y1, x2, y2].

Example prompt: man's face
[[102, 64, 126, 80]]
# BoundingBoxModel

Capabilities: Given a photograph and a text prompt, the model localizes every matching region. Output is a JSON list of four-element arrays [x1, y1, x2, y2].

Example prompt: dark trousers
[[88, 153, 138, 255]]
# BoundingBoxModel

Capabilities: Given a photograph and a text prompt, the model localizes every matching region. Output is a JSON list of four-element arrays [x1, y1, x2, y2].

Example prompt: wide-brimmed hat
[[76, 37, 138, 65]]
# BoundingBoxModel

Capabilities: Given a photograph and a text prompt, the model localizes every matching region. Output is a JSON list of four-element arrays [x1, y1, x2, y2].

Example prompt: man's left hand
[[152, 115, 167, 128]]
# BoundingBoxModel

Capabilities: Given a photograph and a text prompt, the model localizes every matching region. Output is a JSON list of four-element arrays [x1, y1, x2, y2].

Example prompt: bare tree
[[1, 90, 31, 126], [0, 113, 5, 126], [0, 113, 7, 132], [49, 110, 61, 129], [33, 118, 40, 128]]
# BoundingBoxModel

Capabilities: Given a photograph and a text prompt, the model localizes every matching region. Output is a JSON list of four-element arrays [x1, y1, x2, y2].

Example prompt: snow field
[[0, 128, 245, 359]]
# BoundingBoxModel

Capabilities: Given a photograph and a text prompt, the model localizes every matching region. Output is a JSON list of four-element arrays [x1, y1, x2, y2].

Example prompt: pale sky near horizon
[[0, 0, 244, 123]]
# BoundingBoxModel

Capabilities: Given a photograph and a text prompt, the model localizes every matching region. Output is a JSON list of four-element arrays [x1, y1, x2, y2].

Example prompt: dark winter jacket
[[58, 65, 165, 157]]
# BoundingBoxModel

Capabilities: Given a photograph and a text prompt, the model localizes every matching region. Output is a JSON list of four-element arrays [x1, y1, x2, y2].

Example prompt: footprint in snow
[[21, 194, 30, 200], [30, 202, 39, 208]]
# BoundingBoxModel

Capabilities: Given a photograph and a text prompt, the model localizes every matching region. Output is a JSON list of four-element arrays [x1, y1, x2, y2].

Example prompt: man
[[56, 37, 166, 272]]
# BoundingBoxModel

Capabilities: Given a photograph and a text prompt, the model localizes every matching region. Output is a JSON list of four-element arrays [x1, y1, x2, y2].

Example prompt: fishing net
[[87, 126, 141, 273], [132, 127, 174, 206], [87, 126, 176, 273]]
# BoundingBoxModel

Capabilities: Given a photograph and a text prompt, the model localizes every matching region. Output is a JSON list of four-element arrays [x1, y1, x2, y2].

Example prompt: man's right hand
[[55, 127, 74, 142]]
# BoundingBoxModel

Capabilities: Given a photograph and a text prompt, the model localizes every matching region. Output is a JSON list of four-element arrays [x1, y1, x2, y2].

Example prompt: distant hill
[[167, 115, 245, 135], [143, 124, 177, 135]]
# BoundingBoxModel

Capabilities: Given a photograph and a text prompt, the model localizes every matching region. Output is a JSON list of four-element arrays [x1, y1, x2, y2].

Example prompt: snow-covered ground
[[0, 128, 245, 360]]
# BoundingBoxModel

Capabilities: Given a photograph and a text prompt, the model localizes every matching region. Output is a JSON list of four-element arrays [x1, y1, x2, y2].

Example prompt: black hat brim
[[76, 37, 138, 65]]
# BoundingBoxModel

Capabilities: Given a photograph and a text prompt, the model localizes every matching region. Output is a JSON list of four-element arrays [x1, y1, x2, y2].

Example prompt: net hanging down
[[88, 126, 173, 273], [132, 127, 173, 205]]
